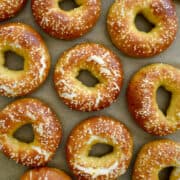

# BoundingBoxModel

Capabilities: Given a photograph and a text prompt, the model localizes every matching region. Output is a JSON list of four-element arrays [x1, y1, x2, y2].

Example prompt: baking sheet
[[0, 0, 180, 179]]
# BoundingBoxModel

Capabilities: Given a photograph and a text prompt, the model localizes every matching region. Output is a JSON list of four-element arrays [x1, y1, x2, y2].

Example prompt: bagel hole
[[88, 143, 114, 157], [135, 13, 155, 32], [156, 87, 172, 116], [13, 124, 34, 143], [58, 0, 79, 10], [4, 51, 24, 71], [77, 70, 99, 87], [159, 167, 173, 180]]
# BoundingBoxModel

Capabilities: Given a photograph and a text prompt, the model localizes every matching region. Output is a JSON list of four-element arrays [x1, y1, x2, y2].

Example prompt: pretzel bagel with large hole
[[54, 43, 123, 112], [66, 116, 133, 179], [127, 63, 180, 136], [133, 139, 180, 180], [0, 23, 50, 97], [0, 98, 62, 167], [31, 0, 101, 40], [107, 0, 178, 57], [0, 0, 27, 21]]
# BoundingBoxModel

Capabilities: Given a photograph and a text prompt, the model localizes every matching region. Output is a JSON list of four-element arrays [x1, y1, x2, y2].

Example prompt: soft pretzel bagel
[[107, 0, 178, 58], [0, 98, 62, 167], [0, 0, 27, 21], [66, 116, 133, 179], [21, 167, 71, 180], [31, 0, 101, 40], [127, 63, 180, 136], [133, 139, 180, 180], [54, 43, 123, 112], [0, 23, 50, 97]]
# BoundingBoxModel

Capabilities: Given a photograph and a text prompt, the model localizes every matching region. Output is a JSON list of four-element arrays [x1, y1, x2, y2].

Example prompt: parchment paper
[[0, 0, 180, 179]]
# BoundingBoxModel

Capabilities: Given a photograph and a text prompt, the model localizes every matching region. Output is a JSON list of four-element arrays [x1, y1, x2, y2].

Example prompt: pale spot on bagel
[[100, 67, 112, 76], [26, 111, 36, 121], [176, 112, 180, 118], [87, 55, 105, 65], [74, 161, 119, 179], [61, 92, 77, 100], [35, 123, 44, 136], [32, 146, 51, 161], [0, 85, 15, 95], [95, 92, 101, 107], [39, 53, 47, 81], [86, 135, 107, 145]]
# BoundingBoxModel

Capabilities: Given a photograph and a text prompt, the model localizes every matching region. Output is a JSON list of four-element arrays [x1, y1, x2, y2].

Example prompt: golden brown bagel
[[107, 0, 178, 58], [54, 43, 123, 112], [31, 0, 101, 40], [66, 116, 133, 179], [133, 139, 180, 180], [0, 0, 27, 21], [0, 98, 62, 167], [21, 167, 71, 180], [0, 23, 50, 97], [127, 63, 180, 136]]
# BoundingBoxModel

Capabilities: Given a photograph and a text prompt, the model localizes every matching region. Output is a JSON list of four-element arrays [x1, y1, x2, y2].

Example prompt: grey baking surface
[[0, 0, 180, 179]]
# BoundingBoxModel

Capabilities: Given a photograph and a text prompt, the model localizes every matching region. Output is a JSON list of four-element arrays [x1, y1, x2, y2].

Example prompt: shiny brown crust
[[54, 43, 123, 112], [0, 23, 50, 97], [107, 0, 178, 58], [127, 63, 180, 136], [0, 0, 27, 21], [21, 167, 71, 180], [31, 0, 101, 40], [66, 116, 133, 180], [132, 139, 180, 180], [0, 98, 62, 167]]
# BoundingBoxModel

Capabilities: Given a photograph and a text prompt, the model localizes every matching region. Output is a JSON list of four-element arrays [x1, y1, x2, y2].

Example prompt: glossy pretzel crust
[[0, 0, 27, 21], [31, 0, 101, 39], [107, 0, 178, 57], [21, 167, 71, 180], [54, 43, 123, 112], [133, 140, 180, 180], [0, 23, 50, 97], [66, 116, 133, 179], [127, 63, 180, 136], [0, 98, 62, 167]]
